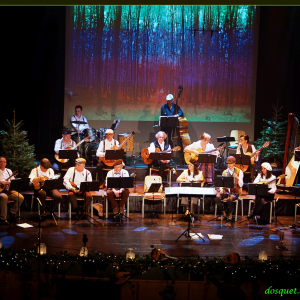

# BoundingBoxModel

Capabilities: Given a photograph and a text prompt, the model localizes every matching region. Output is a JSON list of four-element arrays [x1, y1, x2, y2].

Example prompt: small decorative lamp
[[80, 247, 88, 257], [126, 248, 135, 259], [259, 250, 267, 261], [37, 243, 47, 255]]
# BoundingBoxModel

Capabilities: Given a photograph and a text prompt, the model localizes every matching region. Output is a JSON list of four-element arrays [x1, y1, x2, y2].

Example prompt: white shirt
[[222, 167, 244, 188], [185, 140, 219, 156], [63, 167, 92, 190], [0, 168, 15, 191], [148, 141, 171, 162], [70, 115, 89, 132], [177, 169, 204, 182], [96, 139, 120, 157], [106, 169, 129, 193], [54, 138, 77, 154], [253, 174, 277, 194], [236, 144, 258, 162], [29, 166, 55, 183]]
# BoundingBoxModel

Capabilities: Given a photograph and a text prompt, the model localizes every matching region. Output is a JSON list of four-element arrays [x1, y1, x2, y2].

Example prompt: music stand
[[73, 181, 101, 226], [217, 136, 235, 159], [9, 178, 30, 222], [159, 116, 178, 128], [197, 154, 217, 184], [232, 154, 251, 171], [107, 177, 134, 223], [58, 149, 78, 161], [208, 176, 234, 225], [144, 182, 162, 222], [105, 149, 124, 160], [149, 152, 173, 180]]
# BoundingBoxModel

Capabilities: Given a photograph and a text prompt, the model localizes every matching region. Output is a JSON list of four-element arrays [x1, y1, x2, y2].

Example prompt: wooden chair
[[142, 175, 166, 218]]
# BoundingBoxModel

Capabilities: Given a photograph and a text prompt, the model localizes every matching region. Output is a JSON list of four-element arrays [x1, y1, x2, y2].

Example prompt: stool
[[248, 198, 277, 224], [105, 195, 130, 219], [150, 168, 172, 187], [31, 196, 61, 217], [69, 196, 94, 219], [214, 199, 239, 221]]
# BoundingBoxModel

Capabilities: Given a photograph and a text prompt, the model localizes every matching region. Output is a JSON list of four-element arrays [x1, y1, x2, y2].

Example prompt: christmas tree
[[254, 100, 287, 162], [0, 110, 36, 177]]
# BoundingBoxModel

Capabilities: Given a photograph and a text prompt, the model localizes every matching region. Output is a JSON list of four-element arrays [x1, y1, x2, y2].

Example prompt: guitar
[[184, 146, 224, 165], [141, 146, 181, 165], [54, 136, 92, 163], [235, 141, 270, 172], [0, 171, 18, 193], [151, 247, 178, 261], [69, 180, 80, 193], [32, 174, 61, 190], [99, 131, 135, 167]]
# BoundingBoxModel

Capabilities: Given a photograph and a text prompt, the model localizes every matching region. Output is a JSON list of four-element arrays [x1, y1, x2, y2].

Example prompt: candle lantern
[[259, 250, 267, 261], [80, 247, 88, 257], [37, 243, 47, 255], [126, 248, 135, 259]]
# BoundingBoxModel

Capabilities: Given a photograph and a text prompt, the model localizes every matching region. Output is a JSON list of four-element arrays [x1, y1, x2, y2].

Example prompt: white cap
[[166, 94, 174, 101], [261, 162, 272, 171], [106, 129, 114, 134]]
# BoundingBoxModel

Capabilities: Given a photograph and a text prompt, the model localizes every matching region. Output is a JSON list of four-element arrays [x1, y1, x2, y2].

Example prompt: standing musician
[[96, 129, 120, 188], [70, 105, 89, 133], [63, 158, 92, 219], [53, 129, 77, 172], [236, 134, 259, 181], [214, 156, 244, 221], [160, 94, 183, 146], [106, 159, 130, 214], [248, 162, 276, 224], [148, 131, 171, 179], [0, 156, 24, 225], [184, 132, 219, 186], [29, 158, 62, 220]]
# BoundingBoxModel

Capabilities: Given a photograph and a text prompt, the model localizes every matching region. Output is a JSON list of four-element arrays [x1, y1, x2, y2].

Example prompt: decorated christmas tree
[[0, 110, 36, 177], [254, 100, 287, 162]]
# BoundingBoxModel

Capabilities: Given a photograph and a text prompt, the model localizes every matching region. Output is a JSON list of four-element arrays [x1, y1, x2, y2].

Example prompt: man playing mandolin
[[214, 156, 244, 222], [0, 156, 24, 225], [29, 158, 62, 220], [96, 129, 120, 188], [184, 132, 220, 186], [236, 134, 259, 181], [53, 129, 77, 172]]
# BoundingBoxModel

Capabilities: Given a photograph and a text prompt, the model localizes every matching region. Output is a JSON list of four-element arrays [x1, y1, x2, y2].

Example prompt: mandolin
[[235, 141, 270, 172], [184, 146, 224, 165], [141, 146, 181, 165], [99, 131, 135, 167], [0, 171, 18, 193], [151, 247, 178, 261], [69, 180, 80, 193], [32, 174, 60, 190], [54, 136, 92, 163]]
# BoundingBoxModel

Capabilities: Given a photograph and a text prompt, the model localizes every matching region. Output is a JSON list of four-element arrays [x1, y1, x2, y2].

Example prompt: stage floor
[[1, 212, 300, 259]]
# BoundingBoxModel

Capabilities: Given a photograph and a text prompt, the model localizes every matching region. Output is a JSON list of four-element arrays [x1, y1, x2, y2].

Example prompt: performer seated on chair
[[248, 162, 277, 224], [96, 129, 120, 188], [0, 156, 24, 225], [176, 158, 203, 212], [148, 131, 171, 180], [63, 158, 92, 219], [53, 129, 77, 172], [106, 159, 129, 214], [29, 158, 62, 220], [160, 94, 184, 146], [70, 105, 89, 133], [214, 156, 244, 221], [236, 134, 259, 181], [184, 132, 219, 186]]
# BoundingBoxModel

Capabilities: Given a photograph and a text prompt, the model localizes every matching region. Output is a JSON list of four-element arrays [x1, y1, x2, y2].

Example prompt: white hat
[[166, 94, 174, 101], [105, 129, 114, 134], [261, 162, 272, 171]]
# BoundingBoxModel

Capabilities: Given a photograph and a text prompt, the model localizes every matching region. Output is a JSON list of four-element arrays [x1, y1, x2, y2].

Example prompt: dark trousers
[[107, 189, 130, 208], [68, 191, 92, 210], [97, 161, 113, 185], [214, 192, 237, 215], [34, 189, 62, 212], [253, 194, 274, 221], [52, 160, 73, 173]]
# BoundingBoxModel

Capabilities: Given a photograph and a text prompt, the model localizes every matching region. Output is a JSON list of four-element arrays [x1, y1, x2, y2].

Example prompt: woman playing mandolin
[[248, 162, 277, 224], [184, 132, 219, 186]]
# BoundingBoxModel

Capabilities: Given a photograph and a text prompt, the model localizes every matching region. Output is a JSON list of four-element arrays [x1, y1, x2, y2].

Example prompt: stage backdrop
[[64, 6, 259, 154]]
